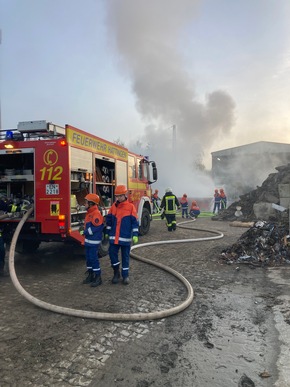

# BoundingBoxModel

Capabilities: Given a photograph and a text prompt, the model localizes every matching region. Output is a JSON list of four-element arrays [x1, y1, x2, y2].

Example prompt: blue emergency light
[[5, 130, 14, 140]]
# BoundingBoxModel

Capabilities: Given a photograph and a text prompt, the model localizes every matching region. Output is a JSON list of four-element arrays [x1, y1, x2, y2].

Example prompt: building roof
[[211, 141, 290, 157]]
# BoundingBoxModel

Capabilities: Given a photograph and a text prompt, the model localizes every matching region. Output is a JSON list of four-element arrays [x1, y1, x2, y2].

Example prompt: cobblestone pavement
[[1, 217, 290, 386]]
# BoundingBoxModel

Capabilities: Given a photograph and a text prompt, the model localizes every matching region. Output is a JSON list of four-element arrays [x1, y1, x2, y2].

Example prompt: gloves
[[161, 213, 165, 220], [79, 230, 84, 236], [132, 236, 138, 245], [79, 226, 84, 235], [105, 234, 109, 239]]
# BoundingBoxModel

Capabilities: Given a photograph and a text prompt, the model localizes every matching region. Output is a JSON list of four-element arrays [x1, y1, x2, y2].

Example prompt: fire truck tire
[[16, 240, 40, 254], [139, 208, 151, 236], [98, 237, 109, 257]]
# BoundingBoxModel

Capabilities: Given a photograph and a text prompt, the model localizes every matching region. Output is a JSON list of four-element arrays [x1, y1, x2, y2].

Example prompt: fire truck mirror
[[152, 162, 158, 182]]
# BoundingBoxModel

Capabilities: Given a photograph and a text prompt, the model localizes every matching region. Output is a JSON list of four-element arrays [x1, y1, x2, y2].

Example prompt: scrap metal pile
[[214, 163, 290, 225], [220, 220, 290, 266], [216, 163, 290, 266]]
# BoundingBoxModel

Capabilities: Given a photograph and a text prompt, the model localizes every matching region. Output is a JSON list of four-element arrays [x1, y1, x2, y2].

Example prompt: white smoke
[[105, 0, 236, 198]]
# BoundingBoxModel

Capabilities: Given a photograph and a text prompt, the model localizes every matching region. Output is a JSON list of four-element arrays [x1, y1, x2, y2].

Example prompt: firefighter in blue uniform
[[80, 193, 104, 287], [105, 185, 139, 285]]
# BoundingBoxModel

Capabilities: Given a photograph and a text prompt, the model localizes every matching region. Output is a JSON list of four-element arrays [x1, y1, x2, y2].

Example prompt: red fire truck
[[0, 120, 157, 255]]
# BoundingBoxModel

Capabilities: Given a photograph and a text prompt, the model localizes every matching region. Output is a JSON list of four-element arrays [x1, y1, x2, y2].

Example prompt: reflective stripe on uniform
[[165, 195, 176, 214], [84, 239, 101, 245]]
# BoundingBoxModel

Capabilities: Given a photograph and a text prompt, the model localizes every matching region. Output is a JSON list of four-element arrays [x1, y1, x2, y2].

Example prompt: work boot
[[82, 270, 94, 284], [90, 274, 102, 287], [112, 270, 120, 284], [123, 277, 129, 285]]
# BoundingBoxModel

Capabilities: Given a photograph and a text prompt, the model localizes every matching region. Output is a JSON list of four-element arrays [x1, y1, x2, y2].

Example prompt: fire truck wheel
[[139, 208, 151, 236], [16, 240, 40, 254], [98, 236, 109, 257]]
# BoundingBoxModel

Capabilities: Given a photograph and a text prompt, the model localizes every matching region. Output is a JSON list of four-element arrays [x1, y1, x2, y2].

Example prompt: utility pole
[[172, 124, 176, 155]]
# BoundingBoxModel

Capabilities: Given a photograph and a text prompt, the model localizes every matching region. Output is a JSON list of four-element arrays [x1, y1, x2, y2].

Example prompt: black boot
[[112, 269, 120, 284], [91, 273, 102, 287], [82, 269, 94, 284]]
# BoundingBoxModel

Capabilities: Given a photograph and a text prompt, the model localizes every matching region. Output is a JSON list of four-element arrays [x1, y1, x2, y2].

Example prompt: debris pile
[[213, 163, 290, 225], [220, 221, 290, 266]]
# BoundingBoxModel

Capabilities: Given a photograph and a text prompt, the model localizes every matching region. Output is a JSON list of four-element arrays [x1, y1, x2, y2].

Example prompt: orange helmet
[[85, 193, 100, 205], [115, 185, 127, 195]]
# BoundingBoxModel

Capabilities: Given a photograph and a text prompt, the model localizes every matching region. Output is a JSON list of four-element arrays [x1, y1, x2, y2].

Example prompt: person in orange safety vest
[[152, 189, 160, 213], [220, 188, 227, 210], [189, 200, 200, 219], [180, 193, 189, 218], [213, 189, 221, 214], [105, 185, 139, 285], [80, 193, 104, 287]]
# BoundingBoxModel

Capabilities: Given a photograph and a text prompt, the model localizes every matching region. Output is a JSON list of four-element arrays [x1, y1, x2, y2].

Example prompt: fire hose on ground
[[8, 206, 224, 321]]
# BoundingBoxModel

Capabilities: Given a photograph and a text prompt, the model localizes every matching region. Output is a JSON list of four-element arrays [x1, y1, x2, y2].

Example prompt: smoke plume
[[105, 0, 236, 198]]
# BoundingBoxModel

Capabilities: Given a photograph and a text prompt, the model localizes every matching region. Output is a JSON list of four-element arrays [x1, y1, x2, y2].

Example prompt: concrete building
[[211, 141, 290, 201]]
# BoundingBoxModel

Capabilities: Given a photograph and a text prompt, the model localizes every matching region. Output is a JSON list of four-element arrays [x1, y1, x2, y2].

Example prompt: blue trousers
[[109, 244, 130, 278], [182, 208, 188, 218], [85, 246, 101, 274], [213, 203, 220, 213]]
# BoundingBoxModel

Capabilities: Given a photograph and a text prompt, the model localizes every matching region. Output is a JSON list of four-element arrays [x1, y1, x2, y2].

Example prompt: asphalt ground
[[1, 216, 290, 386]]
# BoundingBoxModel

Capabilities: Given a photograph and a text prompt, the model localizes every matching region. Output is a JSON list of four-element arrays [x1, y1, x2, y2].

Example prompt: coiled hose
[[9, 208, 224, 321]]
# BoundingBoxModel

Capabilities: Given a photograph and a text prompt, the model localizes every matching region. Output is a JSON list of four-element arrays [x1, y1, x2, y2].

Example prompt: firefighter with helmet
[[80, 193, 104, 287], [105, 185, 139, 285], [160, 187, 180, 231]]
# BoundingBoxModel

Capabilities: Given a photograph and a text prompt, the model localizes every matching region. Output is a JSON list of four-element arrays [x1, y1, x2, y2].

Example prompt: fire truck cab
[[0, 121, 157, 254]]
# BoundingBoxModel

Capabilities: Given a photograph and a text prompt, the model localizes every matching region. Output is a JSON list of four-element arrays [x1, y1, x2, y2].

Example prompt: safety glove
[[132, 236, 139, 244], [104, 234, 109, 239], [79, 226, 84, 235]]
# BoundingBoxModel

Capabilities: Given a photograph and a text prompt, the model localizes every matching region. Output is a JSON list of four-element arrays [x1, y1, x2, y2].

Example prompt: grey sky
[[1, 0, 290, 196]]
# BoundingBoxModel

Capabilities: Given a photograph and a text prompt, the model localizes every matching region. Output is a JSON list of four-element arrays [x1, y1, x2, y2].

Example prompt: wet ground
[[1, 216, 290, 386]]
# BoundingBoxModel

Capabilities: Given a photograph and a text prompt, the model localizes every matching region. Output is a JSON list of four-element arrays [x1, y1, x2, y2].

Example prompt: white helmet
[[165, 187, 172, 193]]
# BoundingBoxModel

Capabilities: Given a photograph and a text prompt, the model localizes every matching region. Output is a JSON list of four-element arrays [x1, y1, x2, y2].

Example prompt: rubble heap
[[220, 220, 290, 266], [213, 163, 290, 226], [216, 164, 290, 266]]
